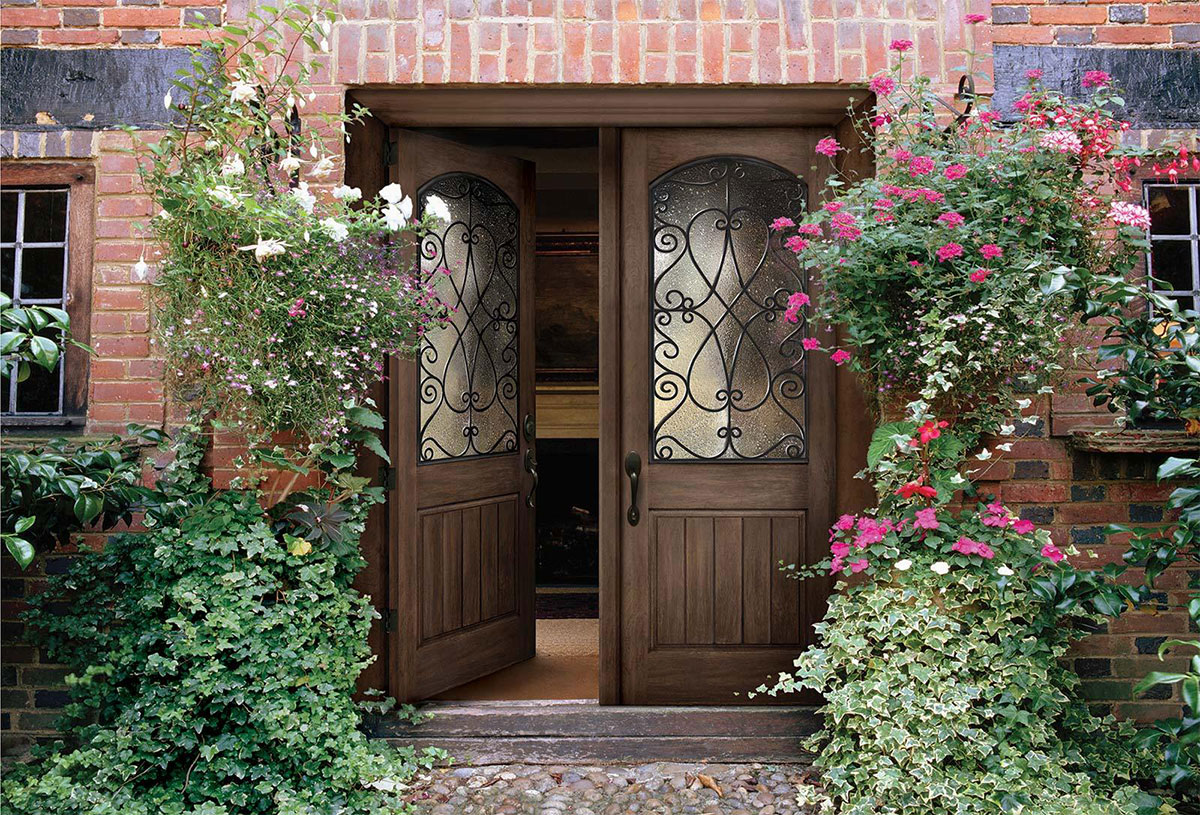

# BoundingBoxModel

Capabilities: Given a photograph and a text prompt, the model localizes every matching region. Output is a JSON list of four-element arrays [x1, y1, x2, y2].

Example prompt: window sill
[[1070, 428, 1200, 455]]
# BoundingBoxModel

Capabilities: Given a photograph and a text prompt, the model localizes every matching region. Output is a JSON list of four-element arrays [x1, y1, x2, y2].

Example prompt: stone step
[[367, 700, 820, 764]]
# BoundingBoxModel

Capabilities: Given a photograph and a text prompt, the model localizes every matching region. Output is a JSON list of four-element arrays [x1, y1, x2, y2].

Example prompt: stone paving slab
[[405, 762, 818, 814]]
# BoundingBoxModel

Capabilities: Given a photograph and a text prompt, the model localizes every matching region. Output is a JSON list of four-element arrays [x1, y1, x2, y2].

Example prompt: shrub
[[2, 438, 441, 814]]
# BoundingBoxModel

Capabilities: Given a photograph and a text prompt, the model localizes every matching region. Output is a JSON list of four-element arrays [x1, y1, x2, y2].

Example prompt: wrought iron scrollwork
[[649, 156, 809, 462], [417, 173, 519, 463]]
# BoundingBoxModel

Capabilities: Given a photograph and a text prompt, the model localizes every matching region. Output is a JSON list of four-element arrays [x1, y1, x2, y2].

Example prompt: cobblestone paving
[[406, 762, 815, 814]]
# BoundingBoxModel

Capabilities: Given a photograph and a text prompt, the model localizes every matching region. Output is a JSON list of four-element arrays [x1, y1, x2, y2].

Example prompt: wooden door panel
[[650, 512, 808, 650], [618, 128, 835, 704], [418, 494, 520, 644], [391, 130, 536, 701]]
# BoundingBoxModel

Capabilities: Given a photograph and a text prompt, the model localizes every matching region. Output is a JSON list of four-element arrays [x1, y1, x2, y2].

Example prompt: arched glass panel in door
[[650, 156, 808, 461], [417, 173, 519, 462]]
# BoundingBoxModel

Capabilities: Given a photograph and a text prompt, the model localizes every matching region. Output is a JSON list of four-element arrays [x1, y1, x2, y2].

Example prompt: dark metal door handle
[[523, 414, 537, 508], [624, 451, 641, 526]]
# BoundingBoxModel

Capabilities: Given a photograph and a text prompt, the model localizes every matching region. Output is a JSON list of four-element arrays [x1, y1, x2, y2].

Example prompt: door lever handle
[[624, 451, 641, 526], [523, 414, 537, 508]]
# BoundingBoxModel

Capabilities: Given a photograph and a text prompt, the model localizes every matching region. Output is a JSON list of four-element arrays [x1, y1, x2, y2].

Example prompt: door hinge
[[380, 465, 396, 491], [382, 608, 398, 634], [384, 140, 399, 167]]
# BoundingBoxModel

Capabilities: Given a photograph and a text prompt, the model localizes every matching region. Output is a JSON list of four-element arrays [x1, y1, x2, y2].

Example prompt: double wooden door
[[386, 127, 834, 704]]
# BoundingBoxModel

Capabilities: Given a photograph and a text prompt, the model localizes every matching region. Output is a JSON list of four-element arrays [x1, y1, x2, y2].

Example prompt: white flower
[[220, 155, 245, 177], [163, 91, 173, 110], [290, 182, 316, 215], [230, 81, 257, 104], [999, 423, 1015, 436], [279, 156, 302, 175], [311, 156, 336, 177], [930, 561, 950, 576], [207, 185, 243, 208], [975, 448, 992, 460], [424, 194, 452, 223], [378, 182, 406, 204], [156, 210, 171, 221], [997, 565, 1014, 577], [321, 217, 349, 243], [332, 185, 361, 201], [1016, 398, 1032, 409], [238, 237, 288, 261], [996, 442, 1013, 452], [132, 257, 149, 279], [894, 559, 912, 571], [382, 198, 413, 231]]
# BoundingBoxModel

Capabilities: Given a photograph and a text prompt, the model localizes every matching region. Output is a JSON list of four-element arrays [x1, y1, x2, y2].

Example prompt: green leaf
[[346, 406, 384, 429], [359, 432, 390, 464], [73, 492, 104, 526], [0, 331, 23, 354], [867, 421, 915, 469], [4, 537, 35, 569], [28, 335, 60, 371]]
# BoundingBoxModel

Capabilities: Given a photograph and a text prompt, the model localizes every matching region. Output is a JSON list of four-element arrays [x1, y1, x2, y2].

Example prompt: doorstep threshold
[[366, 699, 820, 765]]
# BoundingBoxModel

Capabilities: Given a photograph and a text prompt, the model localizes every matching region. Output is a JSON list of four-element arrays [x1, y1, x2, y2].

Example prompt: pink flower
[[873, 198, 894, 209], [831, 541, 850, 558], [784, 291, 810, 323], [937, 212, 966, 228], [936, 242, 964, 262], [770, 217, 795, 231], [969, 268, 990, 283], [869, 75, 896, 96], [830, 556, 844, 574], [919, 188, 945, 204], [784, 236, 809, 253], [979, 244, 1003, 260], [1082, 70, 1111, 89], [815, 137, 842, 157], [823, 201, 844, 213], [802, 337, 821, 351], [965, 13, 987, 23], [831, 349, 851, 365], [833, 514, 856, 531], [944, 163, 968, 181], [797, 223, 823, 237], [1041, 543, 1065, 563], [849, 558, 869, 574], [982, 501, 1010, 528], [854, 517, 888, 547], [913, 507, 939, 531], [908, 155, 935, 176], [1026, 69, 1044, 81], [1109, 201, 1151, 230], [889, 39, 913, 52], [1040, 130, 1083, 155], [892, 150, 913, 163], [1011, 519, 1035, 534]]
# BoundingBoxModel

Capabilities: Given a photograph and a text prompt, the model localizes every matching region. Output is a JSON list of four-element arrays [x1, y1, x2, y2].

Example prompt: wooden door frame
[[345, 86, 876, 705]]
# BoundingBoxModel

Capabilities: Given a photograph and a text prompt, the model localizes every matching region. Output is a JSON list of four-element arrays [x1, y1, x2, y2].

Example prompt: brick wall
[[2, 0, 1199, 754]]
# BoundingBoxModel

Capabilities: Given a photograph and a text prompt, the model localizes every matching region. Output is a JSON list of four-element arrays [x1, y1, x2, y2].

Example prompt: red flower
[[831, 349, 851, 365], [815, 137, 842, 157], [889, 39, 913, 52], [969, 268, 990, 283], [1082, 70, 1111, 89], [917, 419, 949, 444], [895, 481, 938, 500], [979, 244, 1003, 260], [965, 13, 987, 24], [936, 242, 964, 262]]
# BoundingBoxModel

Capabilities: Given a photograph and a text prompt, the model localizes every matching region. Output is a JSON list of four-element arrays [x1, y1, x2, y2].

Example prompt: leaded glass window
[[2, 187, 71, 417], [417, 173, 519, 462], [1145, 182, 1199, 311], [650, 156, 808, 461]]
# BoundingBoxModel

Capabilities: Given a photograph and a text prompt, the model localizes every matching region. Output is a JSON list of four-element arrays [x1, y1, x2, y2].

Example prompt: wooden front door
[[390, 130, 537, 701], [616, 129, 835, 705]]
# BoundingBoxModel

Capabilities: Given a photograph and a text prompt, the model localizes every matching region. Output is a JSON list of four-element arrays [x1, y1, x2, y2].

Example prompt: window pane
[[1149, 240, 1195, 292], [23, 190, 68, 243], [19, 246, 66, 300], [417, 173, 520, 462], [650, 156, 809, 461], [1, 192, 18, 243], [1147, 186, 1192, 236], [1, 247, 13, 294], [15, 358, 61, 413]]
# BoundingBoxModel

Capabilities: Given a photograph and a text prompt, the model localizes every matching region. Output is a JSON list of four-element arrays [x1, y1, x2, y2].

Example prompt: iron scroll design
[[650, 156, 809, 462], [417, 172, 519, 463]]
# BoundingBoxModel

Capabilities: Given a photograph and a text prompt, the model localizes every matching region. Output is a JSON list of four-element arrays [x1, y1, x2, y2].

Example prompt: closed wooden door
[[390, 130, 537, 701], [616, 129, 835, 705]]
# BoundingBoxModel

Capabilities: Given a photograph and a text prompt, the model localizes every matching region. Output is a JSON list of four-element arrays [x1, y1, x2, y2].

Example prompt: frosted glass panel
[[418, 173, 519, 462], [650, 157, 808, 461]]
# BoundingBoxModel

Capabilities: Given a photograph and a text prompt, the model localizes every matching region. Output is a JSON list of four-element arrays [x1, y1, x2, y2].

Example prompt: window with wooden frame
[[1, 164, 94, 427], [1144, 181, 1200, 312]]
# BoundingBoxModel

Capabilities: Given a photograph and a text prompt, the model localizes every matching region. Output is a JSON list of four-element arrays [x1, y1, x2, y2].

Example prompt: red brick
[[1094, 25, 1172, 43], [3, 8, 62, 26], [990, 24, 1055, 44], [1147, 5, 1200, 24], [1001, 482, 1070, 503], [41, 28, 123, 44], [618, 24, 639, 81], [100, 7, 180, 26], [92, 382, 163, 403], [1029, 6, 1107, 25], [701, 24, 723, 82], [92, 336, 151, 359]]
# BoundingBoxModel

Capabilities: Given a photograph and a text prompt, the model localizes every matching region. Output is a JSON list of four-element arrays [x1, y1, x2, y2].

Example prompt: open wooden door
[[615, 129, 836, 705], [389, 130, 537, 701]]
